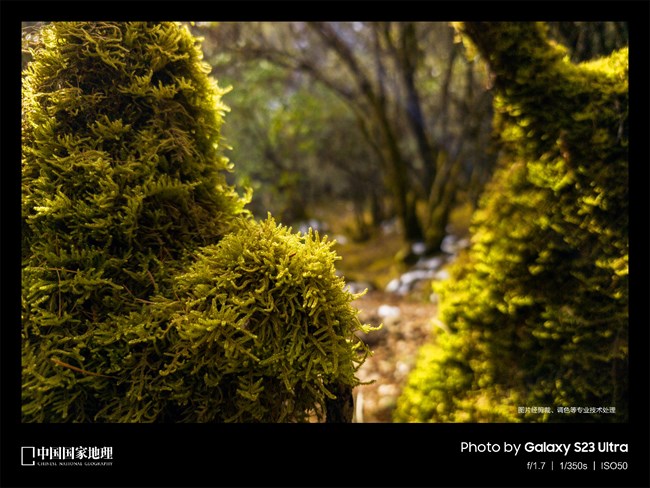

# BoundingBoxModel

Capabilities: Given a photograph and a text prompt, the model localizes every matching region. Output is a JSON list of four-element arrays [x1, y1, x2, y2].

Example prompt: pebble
[[377, 304, 401, 320], [395, 361, 411, 378], [384, 233, 470, 295]]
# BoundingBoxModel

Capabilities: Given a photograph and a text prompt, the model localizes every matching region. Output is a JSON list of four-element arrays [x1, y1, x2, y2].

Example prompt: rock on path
[[351, 290, 437, 422]]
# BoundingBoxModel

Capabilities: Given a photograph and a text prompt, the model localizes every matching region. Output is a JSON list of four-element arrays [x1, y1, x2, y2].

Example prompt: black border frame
[[2, 2, 648, 487]]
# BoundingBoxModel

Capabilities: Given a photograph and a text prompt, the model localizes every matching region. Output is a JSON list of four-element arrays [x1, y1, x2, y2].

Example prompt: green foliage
[[206, 53, 381, 226], [21, 21, 250, 422], [101, 216, 373, 422], [395, 23, 628, 423]]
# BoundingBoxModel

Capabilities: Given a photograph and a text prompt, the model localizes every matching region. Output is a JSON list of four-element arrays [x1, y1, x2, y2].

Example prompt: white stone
[[411, 242, 427, 255], [377, 304, 401, 319], [434, 269, 450, 281], [416, 256, 444, 270], [346, 281, 372, 294], [385, 279, 401, 294], [395, 361, 411, 377], [441, 234, 458, 254]]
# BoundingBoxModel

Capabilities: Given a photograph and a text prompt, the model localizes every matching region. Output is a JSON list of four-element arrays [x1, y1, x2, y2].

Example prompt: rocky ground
[[351, 288, 438, 422]]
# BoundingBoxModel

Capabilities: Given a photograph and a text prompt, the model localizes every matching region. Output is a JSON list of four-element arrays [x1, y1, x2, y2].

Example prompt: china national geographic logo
[[21, 446, 113, 467]]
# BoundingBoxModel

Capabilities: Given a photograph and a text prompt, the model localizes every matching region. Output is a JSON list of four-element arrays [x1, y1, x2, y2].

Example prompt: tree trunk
[[325, 382, 354, 423]]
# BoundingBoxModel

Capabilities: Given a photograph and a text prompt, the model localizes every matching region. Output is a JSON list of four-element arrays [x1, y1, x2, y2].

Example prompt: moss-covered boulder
[[395, 22, 628, 423], [107, 216, 372, 422]]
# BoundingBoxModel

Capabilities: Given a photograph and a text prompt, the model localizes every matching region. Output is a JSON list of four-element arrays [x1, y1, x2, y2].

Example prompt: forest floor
[[307, 202, 468, 422], [324, 218, 441, 422], [351, 289, 438, 422]]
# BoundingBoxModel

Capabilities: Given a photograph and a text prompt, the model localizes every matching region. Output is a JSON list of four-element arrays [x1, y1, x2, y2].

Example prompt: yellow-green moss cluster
[[103, 216, 372, 422]]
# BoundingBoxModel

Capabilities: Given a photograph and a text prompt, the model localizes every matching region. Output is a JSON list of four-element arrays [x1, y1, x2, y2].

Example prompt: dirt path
[[351, 289, 438, 422]]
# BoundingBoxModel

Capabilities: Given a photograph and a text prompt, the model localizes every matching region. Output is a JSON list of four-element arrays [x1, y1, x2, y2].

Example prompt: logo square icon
[[21, 447, 35, 466]]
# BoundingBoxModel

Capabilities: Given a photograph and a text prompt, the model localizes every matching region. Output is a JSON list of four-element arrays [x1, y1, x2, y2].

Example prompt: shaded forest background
[[193, 22, 627, 255]]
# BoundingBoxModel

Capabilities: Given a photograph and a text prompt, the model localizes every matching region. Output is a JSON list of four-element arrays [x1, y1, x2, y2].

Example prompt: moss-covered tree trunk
[[395, 22, 628, 423], [22, 22, 371, 423], [21, 22, 248, 422]]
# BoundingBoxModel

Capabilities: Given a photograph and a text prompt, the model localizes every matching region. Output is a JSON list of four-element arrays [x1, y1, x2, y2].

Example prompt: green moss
[[100, 216, 373, 422], [395, 23, 628, 423], [22, 22, 372, 422], [21, 22, 249, 422]]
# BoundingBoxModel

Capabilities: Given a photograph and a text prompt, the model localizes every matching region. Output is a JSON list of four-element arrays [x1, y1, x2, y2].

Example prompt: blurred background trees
[[188, 21, 627, 259], [547, 21, 629, 62], [192, 21, 496, 255]]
